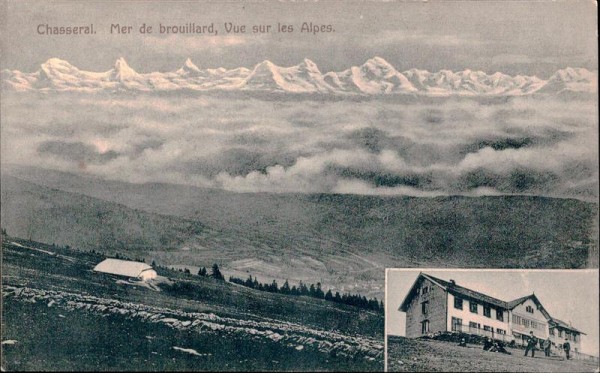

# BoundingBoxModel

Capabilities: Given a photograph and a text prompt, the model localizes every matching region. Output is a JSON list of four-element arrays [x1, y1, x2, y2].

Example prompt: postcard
[[1, 0, 597, 371]]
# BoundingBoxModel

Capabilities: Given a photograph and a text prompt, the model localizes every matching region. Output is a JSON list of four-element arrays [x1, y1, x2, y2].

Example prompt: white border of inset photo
[[384, 268, 600, 372]]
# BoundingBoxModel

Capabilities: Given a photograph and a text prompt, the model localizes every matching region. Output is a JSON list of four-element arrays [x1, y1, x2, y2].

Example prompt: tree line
[[165, 263, 226, 281], [229, 274, 384, 313], [139, 258, 383, 313]]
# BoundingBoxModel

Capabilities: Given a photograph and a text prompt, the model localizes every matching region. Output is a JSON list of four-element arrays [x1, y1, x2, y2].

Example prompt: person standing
[[544, 337, 552, 357], [563, 339, 571, 360], [483, 338, 493, 351], [524, 331, 537, 357]]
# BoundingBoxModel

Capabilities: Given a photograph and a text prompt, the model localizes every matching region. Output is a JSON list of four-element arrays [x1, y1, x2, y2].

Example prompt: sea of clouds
[[1, 92, 597, 200]]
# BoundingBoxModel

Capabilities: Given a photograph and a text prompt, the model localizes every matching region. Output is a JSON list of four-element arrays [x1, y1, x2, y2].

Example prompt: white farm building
[[93, 258, 157, 281]]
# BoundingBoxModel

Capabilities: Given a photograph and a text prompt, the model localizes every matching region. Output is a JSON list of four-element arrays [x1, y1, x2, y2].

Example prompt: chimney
[[450, 279, 456, 285]]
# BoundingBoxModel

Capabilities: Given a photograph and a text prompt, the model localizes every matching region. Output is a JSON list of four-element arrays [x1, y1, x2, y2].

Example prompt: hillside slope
[[1, 237, 383, 371], [4, 166, 598, 262], [2, 167, 598, 298], [387, 336, 597, 372]]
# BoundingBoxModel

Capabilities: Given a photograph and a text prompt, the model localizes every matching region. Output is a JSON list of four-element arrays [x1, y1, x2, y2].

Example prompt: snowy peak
[[298, 58, 320, 73], [38, 58, 78, 82], [176, 58, 203, 77], [41, 58, 77, 72], [537, 67, 597, 94], [2, 58, 597, 96], [39, 58, 86, 78], [551, 67, 593, 82], [184, 58, 198, 70], [251, 60, 281, 77], [243, 60, 282, 89], [333, 57, 416, 94], [111, 58, 140, 81], [183, 58, 201, 73], [241, 60, 332, 93], [361, 57, 397, 75]]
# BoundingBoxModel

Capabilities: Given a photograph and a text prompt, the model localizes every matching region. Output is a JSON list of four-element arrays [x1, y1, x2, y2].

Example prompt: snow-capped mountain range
[[2, 57, 597, 96]]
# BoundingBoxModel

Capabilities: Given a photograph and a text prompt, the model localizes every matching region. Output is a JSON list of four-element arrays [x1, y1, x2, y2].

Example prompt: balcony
[[451, 324, 513, 343], [512, 323, 548, 338]]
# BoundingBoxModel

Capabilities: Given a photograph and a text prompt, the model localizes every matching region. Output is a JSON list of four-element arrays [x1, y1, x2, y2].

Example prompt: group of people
[[457, 330, 573, 361], [457, 337, 511, 355], [483, 338, 511, 354], [524, 331, 571, 360]]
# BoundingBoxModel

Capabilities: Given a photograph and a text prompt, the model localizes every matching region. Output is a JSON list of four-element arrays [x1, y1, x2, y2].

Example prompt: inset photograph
[[385, 269, 599, 372]]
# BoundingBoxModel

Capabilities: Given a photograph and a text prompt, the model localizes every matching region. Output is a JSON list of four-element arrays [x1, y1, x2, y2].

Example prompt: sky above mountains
[[2, 1, 597, 78]]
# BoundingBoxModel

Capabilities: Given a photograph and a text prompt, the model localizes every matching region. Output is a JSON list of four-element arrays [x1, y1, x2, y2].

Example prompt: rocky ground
[[387, 336, 598, 372]]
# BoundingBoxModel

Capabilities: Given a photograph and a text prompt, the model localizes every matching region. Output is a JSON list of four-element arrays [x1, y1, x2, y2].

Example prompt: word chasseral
[[37, 24, 96, 35]]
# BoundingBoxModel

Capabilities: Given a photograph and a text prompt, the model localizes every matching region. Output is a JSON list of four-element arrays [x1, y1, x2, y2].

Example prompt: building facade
[[399, 273, 585, 351], [548, 317, 584, 353], [403, 276, 447, 338]]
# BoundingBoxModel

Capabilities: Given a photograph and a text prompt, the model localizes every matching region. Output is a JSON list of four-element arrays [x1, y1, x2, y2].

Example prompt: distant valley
[[2, 166, 597, 298]]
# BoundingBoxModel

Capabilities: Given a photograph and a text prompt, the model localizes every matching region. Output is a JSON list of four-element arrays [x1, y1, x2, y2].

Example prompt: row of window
[[453, 297, 504, 321], [512, 314, 545, 331], [426, 303, 578, 341], [419, 285, 434, 333], [417, 285, 432, 296], [451, 317, 506, 335], [549, 328, 579, 342]]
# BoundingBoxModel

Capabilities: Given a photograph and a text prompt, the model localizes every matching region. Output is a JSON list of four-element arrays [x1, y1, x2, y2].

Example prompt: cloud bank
[[1, 92, 597, 200]]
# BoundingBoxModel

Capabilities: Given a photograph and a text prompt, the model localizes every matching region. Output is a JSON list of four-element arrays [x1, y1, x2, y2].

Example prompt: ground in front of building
[[387, 336, 599, 372]]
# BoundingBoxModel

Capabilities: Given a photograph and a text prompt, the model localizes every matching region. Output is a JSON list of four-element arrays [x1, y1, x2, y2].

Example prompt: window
[[496, 328, 506, 335], [496, 309, 504, 322], [531, 321, 538, 330], [470, 301, 478, 314], [469, 321, 480, 330], [549, 328, 555, 336], [523, 319, 530, 328], [526, 305, 534, 314], [513, 314, 521, 326], [573, 334, 579, 342], [558, 330, 563, 338], [454, 297, 463, 310], [422, 286, 429, 295], [483, 325, 492, 332], [451, 317, 462, 332], [421, 320, 430, 334], [483, 306, 491, 318], [422, 301, 429, 315]]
